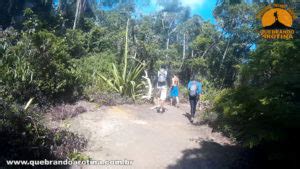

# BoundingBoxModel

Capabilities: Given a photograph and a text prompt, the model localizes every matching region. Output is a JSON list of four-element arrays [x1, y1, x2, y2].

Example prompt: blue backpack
[[189, 81, 198, 97]]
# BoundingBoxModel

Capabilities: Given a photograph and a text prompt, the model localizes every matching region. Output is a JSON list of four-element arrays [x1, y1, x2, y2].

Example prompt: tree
[[213, 1, 259, 87], [0, 0, 55, 29], [214, 39, 300, 168]]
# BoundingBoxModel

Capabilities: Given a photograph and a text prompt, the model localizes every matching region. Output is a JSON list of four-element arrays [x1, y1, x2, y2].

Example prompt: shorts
[[157, 81, 167, 89], [160, 88, 167, 101]]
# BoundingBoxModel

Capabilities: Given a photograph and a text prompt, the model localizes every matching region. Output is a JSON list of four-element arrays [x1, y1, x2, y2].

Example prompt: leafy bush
[[49, 129, 87, 160], [1, 11, 88, 165], [178, 85, 189, 103], [65, 29, 87, 58], [213, 40, 300, 167], [72, 52, 116, 95], [0, 99, 87, 164], [195, 81, 220, 124], [1, 28, 80, 104], [86, 26, 112, 53]]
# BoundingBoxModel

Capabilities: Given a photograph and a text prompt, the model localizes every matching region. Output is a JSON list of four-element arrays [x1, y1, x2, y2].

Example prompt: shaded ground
[[49, 102, 252, 169]]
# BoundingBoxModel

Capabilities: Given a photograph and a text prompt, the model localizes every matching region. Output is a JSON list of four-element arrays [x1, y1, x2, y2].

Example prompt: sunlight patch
[[150, 0, 205, 10], [179, 0, 205, 9], [132, 120, 148, 125]]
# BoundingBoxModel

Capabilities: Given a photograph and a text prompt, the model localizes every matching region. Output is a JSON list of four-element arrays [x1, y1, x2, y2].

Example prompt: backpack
[[158, 70, 167, 83], [189, 81, 198, 97]]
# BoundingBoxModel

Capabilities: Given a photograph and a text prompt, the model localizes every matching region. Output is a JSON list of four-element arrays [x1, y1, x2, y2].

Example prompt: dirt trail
[[63, 102, 239, 169]]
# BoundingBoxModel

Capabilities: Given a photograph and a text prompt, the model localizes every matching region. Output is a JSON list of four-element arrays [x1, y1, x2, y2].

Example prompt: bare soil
[[48, 101, 246, 169]]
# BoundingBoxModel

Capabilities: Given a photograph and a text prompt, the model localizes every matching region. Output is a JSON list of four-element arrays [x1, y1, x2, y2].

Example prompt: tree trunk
[[8, 0, 14, 14], [73, 0, 82, 30], [191, 50, 194, 58], [58, 0, 62, 12], [201, 42, 216, 58], [220, 40, 230, 66], [142, 70, 153, 100], [179, 33, 186, 70], [165, 36, 170, 59], [183, 33, 186, 60], [218, 40, 230, 75]]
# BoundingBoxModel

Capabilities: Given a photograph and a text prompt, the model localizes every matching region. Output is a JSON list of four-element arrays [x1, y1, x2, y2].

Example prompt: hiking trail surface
[[48, 101, 245, 169]]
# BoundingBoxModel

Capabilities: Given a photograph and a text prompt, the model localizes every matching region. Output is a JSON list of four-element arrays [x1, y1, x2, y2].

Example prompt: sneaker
[[156, 108, 160, 113], [190, 117, 194, 123], [157, 107, 163, 113]]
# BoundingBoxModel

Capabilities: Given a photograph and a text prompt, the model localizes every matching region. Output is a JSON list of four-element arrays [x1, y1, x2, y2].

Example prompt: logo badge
[[257, 4, 297, 40]]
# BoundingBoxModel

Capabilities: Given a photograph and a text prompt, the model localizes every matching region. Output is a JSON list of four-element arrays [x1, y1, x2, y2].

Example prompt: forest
[[0, 0, 299, 168]]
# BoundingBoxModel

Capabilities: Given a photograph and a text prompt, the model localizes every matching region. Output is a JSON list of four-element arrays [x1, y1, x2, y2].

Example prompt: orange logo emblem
[[257, 4, 297, 40]]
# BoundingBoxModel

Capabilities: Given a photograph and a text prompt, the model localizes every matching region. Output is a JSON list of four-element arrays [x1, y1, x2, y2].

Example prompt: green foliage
[[23, 8, 42, 33], [0, 1, 55, 29], [214, 40, 300, 162], [100, 20, 146, 100], [86, 26, 112, 53], [207, 2, 259, 87], [68, 151, 90, 161], [1, 0, 299, 166], [0, 100, 87, 163], [100, 62, 146, 100], [1, 28, 79, 103], [72, 52, 116, 95], [65, 29, 87, 58], [201, 82, 222, 103]]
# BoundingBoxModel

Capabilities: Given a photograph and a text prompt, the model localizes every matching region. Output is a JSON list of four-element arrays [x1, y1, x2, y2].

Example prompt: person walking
[[187, 77, 202, 123], [170, 74, 179, 107], [157, 65, 168, 113]]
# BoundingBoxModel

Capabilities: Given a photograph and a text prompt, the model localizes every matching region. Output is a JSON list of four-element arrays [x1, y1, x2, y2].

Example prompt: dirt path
[[63, 102, 240, 169]]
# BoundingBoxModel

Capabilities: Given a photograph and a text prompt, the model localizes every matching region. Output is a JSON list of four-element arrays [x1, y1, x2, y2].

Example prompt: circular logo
[[261, 8, 293, 28]]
